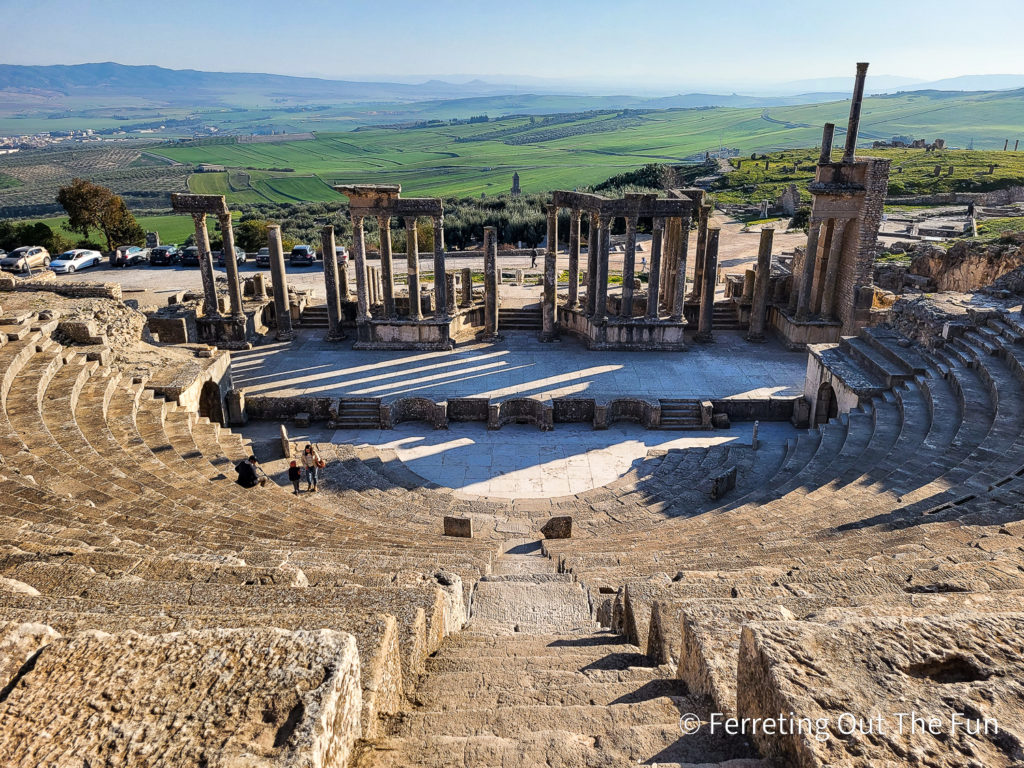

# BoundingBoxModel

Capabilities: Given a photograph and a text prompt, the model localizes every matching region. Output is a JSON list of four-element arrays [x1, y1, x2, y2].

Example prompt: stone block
[[443, 516, 473, 538], [541, 516, 573, 539], [0, 627, 363, 768], [711, 412, 730, 429], [280, 424, 292, 459], [294, 411, 312, 427], [708, 465, 737, 500]]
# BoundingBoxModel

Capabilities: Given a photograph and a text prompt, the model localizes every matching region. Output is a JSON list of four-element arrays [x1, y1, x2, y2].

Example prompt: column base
[[745, 332, 767, 343], [480, 332, 503, 343], [537, 332, 560, 343], [324, 330, 348, 342], [693, 331, 715, 344], [275, 330, 294, 342]]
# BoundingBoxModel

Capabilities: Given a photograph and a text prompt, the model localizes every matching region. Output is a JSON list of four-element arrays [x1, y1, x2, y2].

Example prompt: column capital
[[625, 216, 638, 232], [570, 208, 582, 223], [404, 216, 417, 231], [653, 217, 666, 230]]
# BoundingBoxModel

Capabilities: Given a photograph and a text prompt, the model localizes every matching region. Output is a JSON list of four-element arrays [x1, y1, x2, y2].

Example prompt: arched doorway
[[815, 381, 838, 425], [199, 381, 225, 426]]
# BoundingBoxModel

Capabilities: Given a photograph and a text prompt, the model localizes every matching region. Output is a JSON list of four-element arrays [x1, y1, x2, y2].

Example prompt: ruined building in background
[[772, 62, 891, 348]]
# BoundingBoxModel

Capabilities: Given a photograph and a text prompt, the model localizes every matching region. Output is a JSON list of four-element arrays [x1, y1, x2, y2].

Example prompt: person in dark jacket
[[235, 455, 267, 488], [288, 460, 302, 494]]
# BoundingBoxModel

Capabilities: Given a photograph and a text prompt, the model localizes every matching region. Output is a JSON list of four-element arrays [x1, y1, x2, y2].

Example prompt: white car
[[51, 249, 103, 274]]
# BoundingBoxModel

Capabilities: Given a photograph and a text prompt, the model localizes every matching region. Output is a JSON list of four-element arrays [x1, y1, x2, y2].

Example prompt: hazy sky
[[3, 0, 1022, 89]]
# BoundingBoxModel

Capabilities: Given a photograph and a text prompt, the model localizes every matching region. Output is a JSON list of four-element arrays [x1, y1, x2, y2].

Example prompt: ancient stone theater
[[1, 64, 1023, 768]]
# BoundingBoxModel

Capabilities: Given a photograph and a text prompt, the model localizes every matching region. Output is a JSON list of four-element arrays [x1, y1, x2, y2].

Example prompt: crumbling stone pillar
[[267, 225, 292, 340], [444, 271, 457, 315], [746, 227, 774, 342], [433, 216, 447, 319], [694, 228, 720, 343], [742, 270, 756, 300], [620, 215, 638, 317], [586, 213, 600, 315], [320, 225, 345, 341], [809, 220, 835, 314], [691, 204, 711, 301], [541, 208, 558, 341], [567, 209, 581, 308], [351, 215, 371, 323], [460, 266, 472, 308], [483, 226, 499, 340], [818, 123, 835, 164], [795, 221, 822, 320], [338, 255, 350, 300], [405, 216, 423, 320], [252, 272, 267, 300], [192, 213, 218, 317], [378, 216, 396, 318], [670, 216, 690, 322], [841, 63, 869, 163], [819, 218, 849, 319], [646, 218, 664, 319], [217, 213, 244, 319], [594, 216, 611, 322]]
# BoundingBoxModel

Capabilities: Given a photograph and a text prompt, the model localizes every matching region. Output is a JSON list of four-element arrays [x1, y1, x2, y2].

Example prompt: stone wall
[[0, 274, 122, 300], [908, 240, 1024, 293], [888, 185, 1024, 207], [245, 395, 339, 422]]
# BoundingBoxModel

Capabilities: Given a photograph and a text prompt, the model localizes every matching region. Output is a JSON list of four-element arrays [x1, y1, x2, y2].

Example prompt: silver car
[[51, 249, 103, 274], [0, 246, 50, 273]]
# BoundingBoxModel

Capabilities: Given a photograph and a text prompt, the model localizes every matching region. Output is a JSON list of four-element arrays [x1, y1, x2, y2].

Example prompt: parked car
[[149, 245, 180, 266], [180, 246, 201, 267], [1, 246, 50, 273], [111, 245, 148, 267], [255, 247, 271, 267], [50, 249, 103, 274], [216, 246, 247, 266], [334, 246, 349, 265], [289, 245, 317, 266]]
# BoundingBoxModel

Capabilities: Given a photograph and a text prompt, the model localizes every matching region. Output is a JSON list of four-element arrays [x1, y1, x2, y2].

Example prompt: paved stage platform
[[231, 329, 807, 402]]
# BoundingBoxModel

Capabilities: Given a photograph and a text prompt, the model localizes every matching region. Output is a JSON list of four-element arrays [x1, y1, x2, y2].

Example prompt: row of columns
[[190, 212, 244, 320], [794, 217, 849, 322], [350, 214, 447, 324]]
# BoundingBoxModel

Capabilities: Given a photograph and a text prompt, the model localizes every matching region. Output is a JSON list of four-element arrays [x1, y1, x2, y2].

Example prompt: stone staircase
[[498, 307, 543, 331], [658, 399, 704, 429], [334, 397, 383, 429], [355, 541, 764, 767], [712, 302, 745, 331], [299, 304, 330, 328]]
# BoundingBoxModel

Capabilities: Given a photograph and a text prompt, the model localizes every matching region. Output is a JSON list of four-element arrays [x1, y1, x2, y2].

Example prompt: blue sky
[[3, 0, 1022, 90]]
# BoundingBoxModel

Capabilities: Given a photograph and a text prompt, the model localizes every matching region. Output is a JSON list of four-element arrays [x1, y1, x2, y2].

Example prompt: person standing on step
[[235, 455, 267, 488], [530, 249, 537, 269], [288, 460, 302, 494], [301, 444, 324, 492]]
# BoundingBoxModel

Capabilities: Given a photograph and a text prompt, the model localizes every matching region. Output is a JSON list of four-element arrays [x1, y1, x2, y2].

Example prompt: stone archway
[[815, 381, 838, 425], [199, 380, 225, 426]]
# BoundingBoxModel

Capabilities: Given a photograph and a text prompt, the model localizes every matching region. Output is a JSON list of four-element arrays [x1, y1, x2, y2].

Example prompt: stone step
[[354, 724, 761, 767], [841, 336, 914, 387], [421, 650, 657, 675], [413, 675, 687, 709]]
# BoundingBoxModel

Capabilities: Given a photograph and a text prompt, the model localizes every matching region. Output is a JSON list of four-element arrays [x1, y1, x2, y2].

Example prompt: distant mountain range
[[5, 63, 1024, 117]]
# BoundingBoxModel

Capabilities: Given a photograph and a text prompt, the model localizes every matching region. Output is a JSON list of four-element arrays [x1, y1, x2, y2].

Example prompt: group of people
[[235, 443, 324, 494]]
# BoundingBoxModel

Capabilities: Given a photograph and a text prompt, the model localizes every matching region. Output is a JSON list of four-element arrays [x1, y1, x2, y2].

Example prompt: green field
[[26, 213, 202, 246], [151, 90, 1024, 202]]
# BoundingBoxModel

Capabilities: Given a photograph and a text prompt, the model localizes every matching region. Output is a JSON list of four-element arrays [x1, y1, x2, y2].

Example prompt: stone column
[[594, 217, 611, 322], [620, 215, 638, 317], [746, 227, 774, 342], [660, 217, 677, 313], [339, 255, 350, 300], [351, 215, 371, 323], [460, 266, 473, 308], [809, 220, 834, 315], [405, 217, 422, 320], [320, 225, 345, 341], [444, 272, 457, 315], [694, 228, 719, 343], [819, 123, 836, 164], [432, 216, 447, 319], [670, 216, 691, 322], [646, 218, 664, 319], [795, 220, 822, 321], [192, 213, 218, 317], [541, 215, 558, 342], [483, 226, 499, 339], [252, 272, 267, 300], [586, 213, 600, 315], [842, 63, 869, 164], [267, 224, 292, 339], [217, 213, 244, 318], [567, 209, 581, 308], [690, 204, 711, 301], [819, 219, 849, 319], [788, 247, 804, 313], [377, 216, 396, 318]]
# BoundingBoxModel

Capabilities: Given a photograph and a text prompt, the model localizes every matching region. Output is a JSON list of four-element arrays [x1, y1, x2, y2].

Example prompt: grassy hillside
[[153, 90, 1024, 201], [25, 213, 199, 245]]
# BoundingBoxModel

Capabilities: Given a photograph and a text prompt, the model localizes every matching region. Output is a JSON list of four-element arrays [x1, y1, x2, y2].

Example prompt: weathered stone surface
[[0, 621, 59, 691], [541, 516, 572, 539], [0, 627, 363, 768], [444, 516, 473, 538], [737, 614, 1024, 768]]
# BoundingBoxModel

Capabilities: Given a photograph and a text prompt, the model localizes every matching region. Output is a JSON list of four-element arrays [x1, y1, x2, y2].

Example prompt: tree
[[56, 178, 114, 243], [56, 178, 144, 251], [235, 218, 269, 252]]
